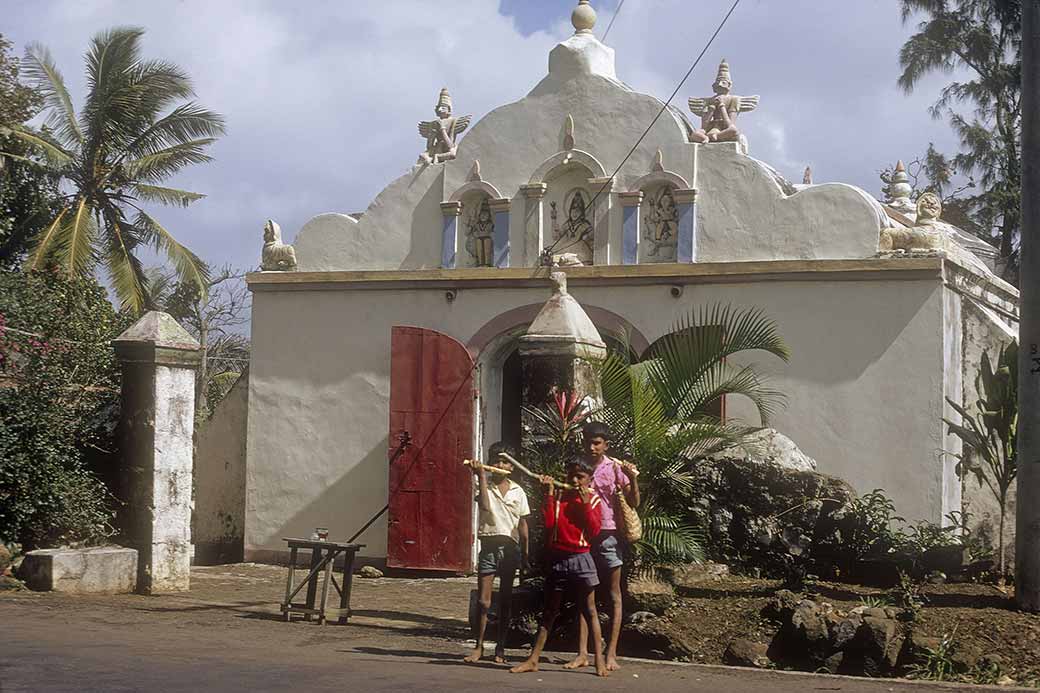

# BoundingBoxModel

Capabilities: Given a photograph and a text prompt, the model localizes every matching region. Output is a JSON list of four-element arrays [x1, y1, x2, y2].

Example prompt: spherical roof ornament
[[572, 0, 597, 34]]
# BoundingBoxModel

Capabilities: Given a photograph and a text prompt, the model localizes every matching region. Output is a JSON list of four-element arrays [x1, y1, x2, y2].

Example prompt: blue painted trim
[[441, 214, 458, 268], [622, 204, 639, 265], [677, 202, 696, 263], [493, 210, 510, 268]]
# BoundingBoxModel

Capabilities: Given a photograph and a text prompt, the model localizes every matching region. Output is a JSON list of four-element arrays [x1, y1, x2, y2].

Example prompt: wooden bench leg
[[283, 547, 298, 622], [318, 547, 334, 625], [339, 550, 357, 624], [304, 548, 322, 621]]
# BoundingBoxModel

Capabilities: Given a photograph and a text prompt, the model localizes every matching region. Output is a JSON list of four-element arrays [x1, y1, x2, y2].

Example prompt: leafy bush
[[0, 269, 127, 548]]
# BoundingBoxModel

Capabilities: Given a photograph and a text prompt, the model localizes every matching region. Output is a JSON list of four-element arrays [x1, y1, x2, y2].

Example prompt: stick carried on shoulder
[[461, 453, 575, 490]]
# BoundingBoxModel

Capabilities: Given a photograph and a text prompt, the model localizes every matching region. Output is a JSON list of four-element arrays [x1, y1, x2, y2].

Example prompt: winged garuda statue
[[418, 87, 472, 164], [688, 59, 759, 145]]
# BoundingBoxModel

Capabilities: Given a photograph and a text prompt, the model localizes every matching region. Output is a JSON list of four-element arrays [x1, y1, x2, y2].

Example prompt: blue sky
[[2, 0, 963, 275]]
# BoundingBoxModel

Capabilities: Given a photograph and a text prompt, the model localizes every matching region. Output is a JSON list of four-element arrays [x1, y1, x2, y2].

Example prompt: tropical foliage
[[945, 341, 1017, 575], [0, 34, 63, 267], [0, 27, 225, 313], [597, 305, 790, 570], [0, 269, 128, 548], [897, 0, 1022, 281]]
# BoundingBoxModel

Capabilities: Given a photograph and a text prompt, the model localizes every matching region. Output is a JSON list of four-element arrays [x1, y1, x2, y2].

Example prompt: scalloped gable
[[292, 5, 888, 272]]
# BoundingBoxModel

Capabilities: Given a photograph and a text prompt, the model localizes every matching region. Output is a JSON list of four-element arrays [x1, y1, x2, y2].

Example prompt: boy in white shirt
[[464, 442, 530, 664]]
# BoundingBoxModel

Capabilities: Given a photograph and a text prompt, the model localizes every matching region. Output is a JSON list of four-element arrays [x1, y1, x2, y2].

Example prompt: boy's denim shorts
[[477, 535, 520, 576], [591, 531, 624, 571], [545, 551, 599, 591]]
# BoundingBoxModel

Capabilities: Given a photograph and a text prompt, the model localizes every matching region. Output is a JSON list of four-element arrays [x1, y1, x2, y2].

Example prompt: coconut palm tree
[[597, 304, 790, 568], [0, 27, 224, 313]]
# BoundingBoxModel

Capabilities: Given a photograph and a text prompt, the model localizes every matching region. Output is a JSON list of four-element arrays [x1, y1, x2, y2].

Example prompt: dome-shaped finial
[[572, 0, 597, 34]]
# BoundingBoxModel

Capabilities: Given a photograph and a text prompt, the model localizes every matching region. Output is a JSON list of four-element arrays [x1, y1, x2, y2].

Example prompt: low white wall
[[194, 371, 248, 564], [245, 268, 949, 562]]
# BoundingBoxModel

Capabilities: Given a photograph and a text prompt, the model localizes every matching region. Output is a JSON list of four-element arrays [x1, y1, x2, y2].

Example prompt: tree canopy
[[898, 0, 1022, 281], [0, 27, 225, 313]]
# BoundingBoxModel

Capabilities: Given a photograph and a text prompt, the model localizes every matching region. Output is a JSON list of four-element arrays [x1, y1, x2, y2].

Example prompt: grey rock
[[704, 428, 818, 471], [829, 613, 863, 650], [358, 565, 383, 578], [723, 639, 771, 668], [0, 544, 11, 573], [626, 610, 656, 624], [624, 577, 675, 615], [661, 562, 729, 589], [790, 600, 830, 647]]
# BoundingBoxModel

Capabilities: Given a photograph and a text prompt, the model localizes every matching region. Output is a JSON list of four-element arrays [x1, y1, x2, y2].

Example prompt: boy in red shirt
[[510, 458, 609, 678]]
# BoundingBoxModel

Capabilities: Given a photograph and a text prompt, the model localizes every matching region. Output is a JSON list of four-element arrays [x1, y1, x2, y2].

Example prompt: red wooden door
[[387, 326, 475, 572]]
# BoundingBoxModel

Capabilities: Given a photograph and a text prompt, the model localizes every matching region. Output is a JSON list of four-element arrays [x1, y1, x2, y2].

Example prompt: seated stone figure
[[878, 192, 947, 254], [688, 60, 759, 145], [261, 219, 297, 271], [417, 88, 472, 165]]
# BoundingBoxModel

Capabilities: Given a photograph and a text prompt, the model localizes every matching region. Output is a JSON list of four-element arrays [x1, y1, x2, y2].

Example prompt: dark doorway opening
[[500, 349, 523, 450]]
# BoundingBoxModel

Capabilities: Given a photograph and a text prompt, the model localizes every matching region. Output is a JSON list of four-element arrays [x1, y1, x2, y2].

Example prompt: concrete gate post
[[519, 271, 607, 447], [112, 311, 201, 594]]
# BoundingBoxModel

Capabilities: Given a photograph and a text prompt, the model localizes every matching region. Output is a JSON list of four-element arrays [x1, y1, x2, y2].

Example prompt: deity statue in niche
[[643, 187, 678, 260], [465, 197, 494, 267], [550, 190, 594, 265]]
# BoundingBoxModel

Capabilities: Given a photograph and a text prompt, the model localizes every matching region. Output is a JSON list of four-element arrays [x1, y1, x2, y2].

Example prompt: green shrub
[[0, 269, 128, 548]]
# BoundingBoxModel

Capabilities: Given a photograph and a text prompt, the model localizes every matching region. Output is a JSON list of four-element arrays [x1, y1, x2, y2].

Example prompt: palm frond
[[1, 125, 75, 168], [103, 212, 149, 314], [23, 42, 83, 148], [59, 197, 97, 276], [27, 205, 71, 270], [132, 183, 206, 207], [133, 210, 210, 295], [123, 103, 225, 159], [82, 27, 145, 150], [122, 138, 216, 182]]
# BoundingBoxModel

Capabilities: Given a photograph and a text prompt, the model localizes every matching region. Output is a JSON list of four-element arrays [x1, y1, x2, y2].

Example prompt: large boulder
[[705, 428, 817, 472], [723, 639, 772, 668], [689, 451, 856, 575]]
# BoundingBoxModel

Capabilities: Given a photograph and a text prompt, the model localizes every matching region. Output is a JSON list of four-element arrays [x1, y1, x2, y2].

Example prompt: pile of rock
[[724, 589, 997, 678], [690, 430, 857, 576]]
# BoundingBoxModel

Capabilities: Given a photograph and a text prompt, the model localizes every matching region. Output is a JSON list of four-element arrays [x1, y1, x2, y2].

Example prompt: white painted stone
[[21, 547, 137, 593], [705, 428, 818, 472]]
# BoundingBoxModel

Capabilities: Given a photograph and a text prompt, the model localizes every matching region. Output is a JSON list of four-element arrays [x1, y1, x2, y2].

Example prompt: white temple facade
[[219, 1, 1018, 569]]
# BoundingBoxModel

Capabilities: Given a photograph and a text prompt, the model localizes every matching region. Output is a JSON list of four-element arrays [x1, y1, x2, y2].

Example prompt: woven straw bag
[[614, 462, 642, 543]]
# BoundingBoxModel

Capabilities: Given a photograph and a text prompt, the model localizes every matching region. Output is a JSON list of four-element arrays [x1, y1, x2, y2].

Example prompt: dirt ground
[[3, 565, 1039, 690], [645, 576, 1040, 686]]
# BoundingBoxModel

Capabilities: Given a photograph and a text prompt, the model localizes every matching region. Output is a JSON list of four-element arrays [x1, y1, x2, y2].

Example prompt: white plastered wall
[[244, 274, 947, 562]]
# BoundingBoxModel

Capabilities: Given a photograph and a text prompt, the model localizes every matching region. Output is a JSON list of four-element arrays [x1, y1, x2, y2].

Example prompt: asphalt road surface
[[1, 616, 1028, 693]]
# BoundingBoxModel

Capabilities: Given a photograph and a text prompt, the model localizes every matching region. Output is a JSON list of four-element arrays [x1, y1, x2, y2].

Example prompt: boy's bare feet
[[509, 660, 539, 673], [562, 655, 589, 669], [596, 663, 611, 677], [493, 646, 507, 664], [463, 647, 483, 663], [606, 656, 621, 671]]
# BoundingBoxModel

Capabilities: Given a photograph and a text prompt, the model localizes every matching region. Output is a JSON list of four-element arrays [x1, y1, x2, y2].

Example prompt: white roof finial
[[572, 0, 597, 34]]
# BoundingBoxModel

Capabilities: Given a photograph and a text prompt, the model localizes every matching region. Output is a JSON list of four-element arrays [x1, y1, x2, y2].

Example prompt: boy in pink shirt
[[564, 421, 640, 672]]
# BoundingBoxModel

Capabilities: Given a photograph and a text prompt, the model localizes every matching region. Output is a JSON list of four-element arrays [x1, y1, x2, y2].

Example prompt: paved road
[[1, 615, 1027, 693]]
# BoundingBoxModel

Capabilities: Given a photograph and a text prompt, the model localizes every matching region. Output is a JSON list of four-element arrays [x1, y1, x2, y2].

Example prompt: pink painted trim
[[466, 303, 650, 358]]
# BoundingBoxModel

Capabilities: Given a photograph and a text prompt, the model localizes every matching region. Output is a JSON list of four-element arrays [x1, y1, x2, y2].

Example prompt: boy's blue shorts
[[545, 551, 599, 591], [477, 535, 520, 576], [591, 531, 625, 571]]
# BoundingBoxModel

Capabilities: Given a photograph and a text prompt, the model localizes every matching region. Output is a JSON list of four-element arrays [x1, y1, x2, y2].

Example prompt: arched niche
[[448, 180, 504, 202], [458, 190, 495, 268], [640, 183, 680, 263]]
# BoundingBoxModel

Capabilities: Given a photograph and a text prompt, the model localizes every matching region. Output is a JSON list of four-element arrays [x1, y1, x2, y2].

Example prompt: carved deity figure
[[550, 191, 594, 265], [643, 187, 679, 259], [916, 191, 942, 224], [465, 197, 495, 267], [261, 219, 297, 271], [688, 60, 759, 144], [879, 192, 947, 255], [417, 88, 472, 165]]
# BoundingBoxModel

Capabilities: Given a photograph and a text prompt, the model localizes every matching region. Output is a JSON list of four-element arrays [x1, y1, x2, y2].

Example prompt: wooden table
[[280, 538, 365, 625]]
